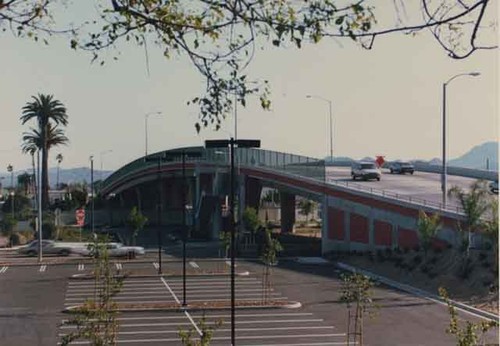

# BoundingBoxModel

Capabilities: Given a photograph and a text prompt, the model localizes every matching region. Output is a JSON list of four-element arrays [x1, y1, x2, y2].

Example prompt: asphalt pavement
[[1, 255, 498, 345]]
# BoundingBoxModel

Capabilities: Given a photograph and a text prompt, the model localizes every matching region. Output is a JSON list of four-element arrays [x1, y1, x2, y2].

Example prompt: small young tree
[[126, 206, 148, 246], [298, 199, 317, 222], [340, 273, 378, 346], [260, 227, 283, 302], [179, 313, 222, 346], [61, 236, 123, 345], [448, 181, 491, 256], [482, 200, 498, 272], [417, 210, 441, 259], [439, 287, 498, 346]]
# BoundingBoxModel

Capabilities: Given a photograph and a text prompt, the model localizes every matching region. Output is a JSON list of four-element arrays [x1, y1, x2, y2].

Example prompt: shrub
[[384, 248, 393, 257], [412, 255, 422, 265], [403, 247, 410, 254], [9, 232, 28, 246], [429, 256, 438, 265], [478, 252, 488, 262], [427, 271, 438, 279], [413, 245, 421, 252], [432, 246, 443, 254], [420, 264, 430, 274], [457, 258, 474, 279], [481, 262, 491, 269], [394, 247, 402, 255]]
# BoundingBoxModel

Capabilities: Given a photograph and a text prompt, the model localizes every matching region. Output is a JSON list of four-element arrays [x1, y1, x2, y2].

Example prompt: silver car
[[18, 240, 72, 256], [351, 161, 381, 181]]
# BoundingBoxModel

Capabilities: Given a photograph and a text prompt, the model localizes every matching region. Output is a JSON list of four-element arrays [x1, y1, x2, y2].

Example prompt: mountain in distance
[[0, 167, 113, 188], [448, 141, 498, 170]]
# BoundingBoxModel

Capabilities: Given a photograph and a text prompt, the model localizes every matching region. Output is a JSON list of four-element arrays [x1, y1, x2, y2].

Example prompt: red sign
[[76, 208, 85, 226], [375, 156, 385, 168]]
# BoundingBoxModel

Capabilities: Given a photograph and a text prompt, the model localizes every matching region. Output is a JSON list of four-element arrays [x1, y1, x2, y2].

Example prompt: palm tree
[[56, 153, 63, 189], [21, 94, 68, 210], [448, 180, 491, 255]]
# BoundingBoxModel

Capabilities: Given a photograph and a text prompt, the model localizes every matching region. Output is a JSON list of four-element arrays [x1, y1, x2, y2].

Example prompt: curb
[[336, 261, 499, 322], [70, 271, 250, 280], [62, 301, 301, 313]]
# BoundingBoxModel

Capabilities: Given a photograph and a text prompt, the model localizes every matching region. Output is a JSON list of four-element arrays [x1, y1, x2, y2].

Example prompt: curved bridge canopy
[[101, 146, 326, 197]]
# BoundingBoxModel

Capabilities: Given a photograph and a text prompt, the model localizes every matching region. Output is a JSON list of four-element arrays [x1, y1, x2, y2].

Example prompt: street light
[[7, 164, 14, 218], [145, 111, 163, 157], [205, 138, 261, 346], [441, 72, 480, 207], [306, 95, 334, 164], [90, 156, 95, 234]]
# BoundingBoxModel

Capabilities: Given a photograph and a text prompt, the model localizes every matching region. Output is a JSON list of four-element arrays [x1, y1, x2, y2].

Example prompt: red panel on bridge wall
[[398, 227, 419, 249], [350, 213, 369, 243], [374, 220, 392, 246], [328, 208, 344, 240]]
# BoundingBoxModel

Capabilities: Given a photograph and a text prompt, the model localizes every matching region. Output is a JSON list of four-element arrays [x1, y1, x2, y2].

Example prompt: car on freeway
[[77, 242, 145, 258], [351, 161, 381, 181], [17, 240, 73, 256], [389, 161, 415, 175], [489, 180, 498, 194]]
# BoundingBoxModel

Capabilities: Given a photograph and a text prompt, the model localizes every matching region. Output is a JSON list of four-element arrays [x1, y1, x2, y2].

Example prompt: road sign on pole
[[76, 208, 85, 226]]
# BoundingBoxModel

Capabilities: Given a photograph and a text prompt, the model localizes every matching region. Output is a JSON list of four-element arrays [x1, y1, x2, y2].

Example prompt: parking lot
[[1, 254, 498, 345]]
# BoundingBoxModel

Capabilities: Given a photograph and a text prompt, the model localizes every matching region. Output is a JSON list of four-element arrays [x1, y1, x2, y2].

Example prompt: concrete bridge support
[[280, 192, 295, 234]]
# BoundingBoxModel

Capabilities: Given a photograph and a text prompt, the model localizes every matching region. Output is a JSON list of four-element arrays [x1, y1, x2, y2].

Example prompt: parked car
[[17, 240, 72, 256], [489, 180, 498, 194], [351, 161, 381, 181], [78, 242, 145, 258], [389, 161, 415, 175]]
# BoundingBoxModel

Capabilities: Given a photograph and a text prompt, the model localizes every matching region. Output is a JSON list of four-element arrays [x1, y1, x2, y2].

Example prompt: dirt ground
[[328, 247, 499, 315]]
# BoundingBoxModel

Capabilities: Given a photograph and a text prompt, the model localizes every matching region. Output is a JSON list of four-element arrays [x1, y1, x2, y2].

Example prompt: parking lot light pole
[[37, 150, 43, 262], [90, 156, 95, 235], [205, 138, 261, 346], [441, 72, 480, 207]]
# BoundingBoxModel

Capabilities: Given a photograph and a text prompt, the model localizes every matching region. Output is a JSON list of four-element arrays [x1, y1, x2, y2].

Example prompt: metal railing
[[102, 146, 465, 215]]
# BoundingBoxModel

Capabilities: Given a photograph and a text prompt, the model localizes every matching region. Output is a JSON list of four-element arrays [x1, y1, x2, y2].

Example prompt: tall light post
[[206, 138, 261, 346], [441, 72, 480, 207], [7, 164, 14, 218], [306, 95, 334, 164], [144, 111, 163, 157], [90, 156, 95, 235]]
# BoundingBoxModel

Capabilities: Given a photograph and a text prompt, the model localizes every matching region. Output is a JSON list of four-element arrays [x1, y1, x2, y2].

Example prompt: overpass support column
[[244, 177, 262, 211], [321, 196, 328, 254], [280, 192, 295, 234], [134, 187, 142, 212]]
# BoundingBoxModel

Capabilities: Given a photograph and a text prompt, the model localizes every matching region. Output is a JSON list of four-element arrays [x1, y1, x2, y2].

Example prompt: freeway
[[325, 167, 490, 211]]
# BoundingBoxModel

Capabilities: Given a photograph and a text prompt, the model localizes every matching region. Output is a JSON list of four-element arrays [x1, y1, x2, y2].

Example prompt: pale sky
[[0, 1, 498, 173]]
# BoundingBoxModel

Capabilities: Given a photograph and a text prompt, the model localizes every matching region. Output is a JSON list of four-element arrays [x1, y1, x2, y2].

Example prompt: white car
[[78, 242, 145, 258], [351, 161, 381, 181]]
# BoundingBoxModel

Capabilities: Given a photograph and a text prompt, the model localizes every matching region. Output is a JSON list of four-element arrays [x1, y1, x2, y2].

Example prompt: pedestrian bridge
[[100, 146, 472, 254]]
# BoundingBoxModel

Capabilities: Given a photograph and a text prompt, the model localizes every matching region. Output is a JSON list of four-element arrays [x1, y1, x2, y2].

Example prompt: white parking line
[[184, 310, 203, 336], [160, 277, 180, 304], [77, 264, 85, 271], [65, 289, 278, 298], [39, 265, 47, 272], [64, 297, 288, 306], [59, 341, 346, 345], [225, 260, 237, 267], [189, 261, 200, 269], [0, 266, 8, 273], [152, 262, 159, 269], [115, 263, 123, 270], [65, 292, 280, 300]]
